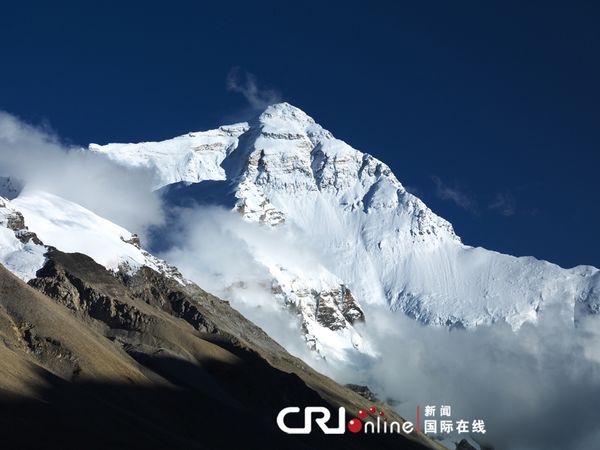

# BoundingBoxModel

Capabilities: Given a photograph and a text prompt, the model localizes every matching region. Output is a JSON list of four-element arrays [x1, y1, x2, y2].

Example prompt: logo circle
[[347, 418, 363, 433]]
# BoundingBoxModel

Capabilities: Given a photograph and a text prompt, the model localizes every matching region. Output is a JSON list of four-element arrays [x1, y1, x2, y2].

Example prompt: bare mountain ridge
[[0, 246, 442, 450]]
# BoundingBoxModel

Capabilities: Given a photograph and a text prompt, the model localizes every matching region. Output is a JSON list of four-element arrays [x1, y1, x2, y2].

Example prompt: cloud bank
[[342, 307, 600, 450], [0, 111, 163, 234]]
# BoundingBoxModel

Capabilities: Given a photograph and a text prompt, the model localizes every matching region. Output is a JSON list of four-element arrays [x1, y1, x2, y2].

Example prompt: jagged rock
[[345, 384, 379, 402], [4, 210, 43, 245], [5, 210, 25, 231], [121, 233, 141, 248], [339, 285, 364, 324]]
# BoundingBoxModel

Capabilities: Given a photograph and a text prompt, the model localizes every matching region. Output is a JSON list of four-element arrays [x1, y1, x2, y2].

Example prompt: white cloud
[[157, 205, 320, 363], [227, 67, 281, 110], [317, 303, 600, 450], [431, 175, 478, 212], [0, 111, 164, 235], [489, 191, 517, 216]]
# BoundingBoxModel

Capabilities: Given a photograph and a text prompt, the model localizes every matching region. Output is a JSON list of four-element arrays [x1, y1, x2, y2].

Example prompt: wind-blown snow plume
[[489, 191, 517, 216], [431, 175, 478, 213], [227, 67, 281, 110]]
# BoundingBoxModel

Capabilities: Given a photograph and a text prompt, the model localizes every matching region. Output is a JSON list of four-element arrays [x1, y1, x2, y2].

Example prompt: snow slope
[[0, 196, 46, 281], [89, 123, 249, 189], [90, 102, 600, 351], [10, 189, 184, 281]]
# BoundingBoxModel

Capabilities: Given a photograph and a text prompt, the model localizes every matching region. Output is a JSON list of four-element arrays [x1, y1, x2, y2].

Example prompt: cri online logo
[[276, 406, 415, 435]]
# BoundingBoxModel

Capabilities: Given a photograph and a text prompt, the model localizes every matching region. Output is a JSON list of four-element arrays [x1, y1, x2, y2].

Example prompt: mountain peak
[[260, 101, 309, 116], [258, 102, 316, 127]]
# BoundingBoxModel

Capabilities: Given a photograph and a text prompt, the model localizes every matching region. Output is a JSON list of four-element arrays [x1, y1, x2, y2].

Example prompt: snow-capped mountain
[[0, 186, 184, 284], [90, 103, 600, 357]]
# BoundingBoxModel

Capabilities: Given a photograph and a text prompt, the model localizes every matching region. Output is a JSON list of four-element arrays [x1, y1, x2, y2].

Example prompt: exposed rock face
[[121, 233, 141, 248], [1, 200, 42, 246], [0, 250, 445, 449], [315, 286, 364, 330], [267, 276, 370, 358], [4, 209, 43, 245], [5, 209, 25, 231], [345, 384, 380, 402]]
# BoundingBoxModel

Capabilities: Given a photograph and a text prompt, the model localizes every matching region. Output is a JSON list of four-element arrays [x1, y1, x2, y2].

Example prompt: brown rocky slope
[[0, 248, 445, 450]]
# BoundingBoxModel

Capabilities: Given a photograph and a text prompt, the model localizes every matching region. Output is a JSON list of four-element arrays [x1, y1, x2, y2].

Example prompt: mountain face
[[90, 102, 600, 359], [0, 194, 441, 450]]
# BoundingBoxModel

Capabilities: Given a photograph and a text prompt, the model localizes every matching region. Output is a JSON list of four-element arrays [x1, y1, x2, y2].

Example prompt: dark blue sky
[[1, 1, 598, 268]]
